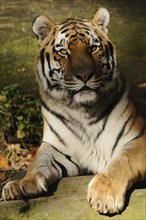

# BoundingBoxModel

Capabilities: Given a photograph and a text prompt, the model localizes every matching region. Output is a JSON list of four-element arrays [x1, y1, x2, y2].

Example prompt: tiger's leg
[[87, 135, 146, 214], [2, 142, 80, 200]]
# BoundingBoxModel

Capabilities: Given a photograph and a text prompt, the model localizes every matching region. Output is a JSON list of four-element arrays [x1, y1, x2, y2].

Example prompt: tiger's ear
[[92, 7, 110, 34], [32, 15, 55, 45]]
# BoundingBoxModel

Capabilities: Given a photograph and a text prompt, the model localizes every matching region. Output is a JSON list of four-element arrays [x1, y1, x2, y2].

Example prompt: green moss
[[0, 176, 145, 220]]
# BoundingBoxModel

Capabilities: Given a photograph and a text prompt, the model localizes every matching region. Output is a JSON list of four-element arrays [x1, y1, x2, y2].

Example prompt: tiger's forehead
[[53, 18, 102, 47]]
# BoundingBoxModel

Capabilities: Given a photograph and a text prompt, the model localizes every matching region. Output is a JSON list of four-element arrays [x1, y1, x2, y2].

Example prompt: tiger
[[2, 7, 146, 214]]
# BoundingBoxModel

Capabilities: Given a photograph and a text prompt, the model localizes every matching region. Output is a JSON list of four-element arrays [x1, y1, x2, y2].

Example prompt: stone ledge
[[0, 176, 146, 220]]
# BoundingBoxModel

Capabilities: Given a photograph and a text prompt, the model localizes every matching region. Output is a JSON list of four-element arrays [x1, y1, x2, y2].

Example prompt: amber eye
[[59, 49, 68, 56], [90, 45, 98, 53]]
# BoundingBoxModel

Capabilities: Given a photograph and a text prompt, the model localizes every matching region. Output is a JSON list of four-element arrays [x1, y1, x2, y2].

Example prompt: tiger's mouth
[[72, 85, 97, 105], [72, 86, 95, 95], [77, 86, 95, 92]]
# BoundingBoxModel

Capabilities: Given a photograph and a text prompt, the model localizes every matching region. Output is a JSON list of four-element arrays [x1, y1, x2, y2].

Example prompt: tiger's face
[[33, 8, 117, 106]]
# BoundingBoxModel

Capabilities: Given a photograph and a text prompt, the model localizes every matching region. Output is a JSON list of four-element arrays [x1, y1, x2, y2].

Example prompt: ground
[[0, 176, 146, 220]]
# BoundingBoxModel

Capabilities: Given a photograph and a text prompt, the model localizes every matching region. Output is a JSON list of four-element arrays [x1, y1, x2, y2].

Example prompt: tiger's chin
[[73, 90, 97, 106], [47, 87, 97, 107]]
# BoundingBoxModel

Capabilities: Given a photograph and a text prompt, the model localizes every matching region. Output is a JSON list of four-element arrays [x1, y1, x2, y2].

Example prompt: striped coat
[[2, 7, 146, 215]]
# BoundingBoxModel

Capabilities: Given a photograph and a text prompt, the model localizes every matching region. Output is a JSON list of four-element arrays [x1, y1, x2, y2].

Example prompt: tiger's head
[[32, 8, 121, 106]]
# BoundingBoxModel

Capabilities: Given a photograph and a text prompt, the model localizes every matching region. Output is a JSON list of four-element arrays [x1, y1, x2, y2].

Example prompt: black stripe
[[41, 101, 85, 141], [105, 44, 109, 60], [40, 48, 51, 87], [90, 81, 126, 124], [43, 116, 67, 146], [51, 145, 81, 173], [70, 33, 78, 39], [79, 36, 86, 44], [51, 159, 61, 176], [46, 52, 54, 74], [53, 158, 68, 177], [111, 113, 134, 154], [120, 101, 130, 118], [51, 39, 55, 46], [77, 27, 91, 31], [42, 100, 66, 121], [40, 48, 45, 76], [127, 125, 146, 143], [65, 33, 70, 38], [52, 67, 62, 73], [55, 43, 63, 47], [52, 46, 56, 54], [98, 36, 103, 42], [95, 116, 108, 140], [79, 33, 85, 37], [125, 112, 138, 135], [99, 79, 126, 120], [65, 155, 81, 173], [60, 19, 79, 30], [61, 28, 70, 34], [105, 44, 112, 71], [107, 41, 113, 57], [107, 41, 115, 69], [66, 112, 89, 140], [37, 70, 43, 86], [45, 52, 54, 78]]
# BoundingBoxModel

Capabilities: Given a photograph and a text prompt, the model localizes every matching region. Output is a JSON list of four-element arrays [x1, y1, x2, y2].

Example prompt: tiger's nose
[[75, 72, 94, 83]]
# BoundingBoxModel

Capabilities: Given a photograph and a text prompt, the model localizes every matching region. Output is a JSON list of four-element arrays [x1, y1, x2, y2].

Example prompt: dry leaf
[[0, 156, 9, 169], [31, 146, 39, 158], [0, 172, 6, 182]]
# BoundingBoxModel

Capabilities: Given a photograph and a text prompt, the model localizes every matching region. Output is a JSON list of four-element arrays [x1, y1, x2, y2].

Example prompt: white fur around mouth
[[73, 90, 97, 104]]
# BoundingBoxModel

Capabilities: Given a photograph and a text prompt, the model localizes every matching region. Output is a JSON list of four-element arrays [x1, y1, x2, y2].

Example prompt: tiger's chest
[[41, 96, 134, 173]]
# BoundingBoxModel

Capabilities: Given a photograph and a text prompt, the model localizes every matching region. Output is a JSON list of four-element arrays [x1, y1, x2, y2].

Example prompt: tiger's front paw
[[2, 173, 48, 201], [87, 174, 125, 214]]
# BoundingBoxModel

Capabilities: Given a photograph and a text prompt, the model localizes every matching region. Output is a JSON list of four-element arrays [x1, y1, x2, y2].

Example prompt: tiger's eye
[[90, 45, 98, 53], [59, 49, 68, 56]]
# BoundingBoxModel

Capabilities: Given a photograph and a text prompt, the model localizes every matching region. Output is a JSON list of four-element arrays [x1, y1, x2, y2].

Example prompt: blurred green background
[[0, 0, 146, 96]]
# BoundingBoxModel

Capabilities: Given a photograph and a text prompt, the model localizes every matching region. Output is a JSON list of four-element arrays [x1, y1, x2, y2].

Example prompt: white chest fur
[[42, 93, 135, 174]]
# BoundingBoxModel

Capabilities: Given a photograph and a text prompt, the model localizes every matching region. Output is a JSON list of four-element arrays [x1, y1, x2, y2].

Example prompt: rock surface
[[0, 176, 146, 220]]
